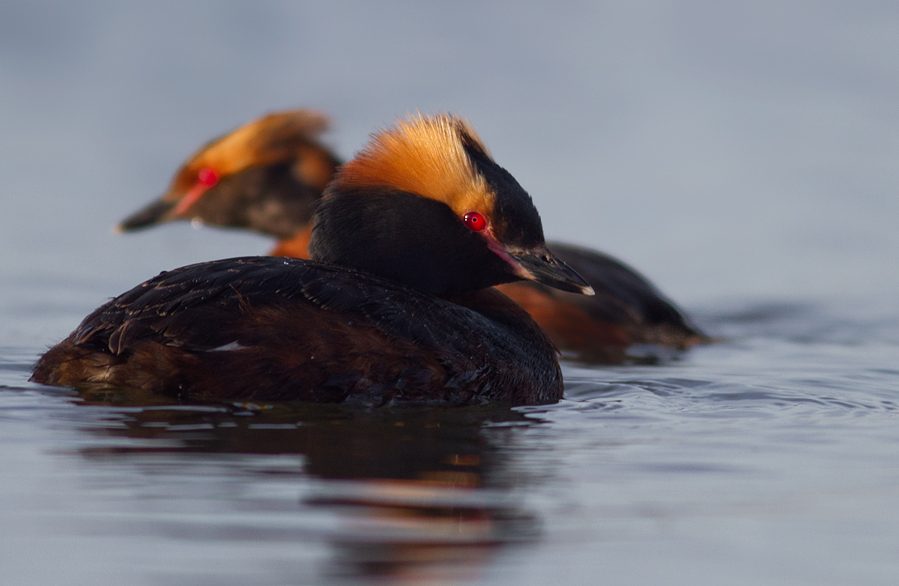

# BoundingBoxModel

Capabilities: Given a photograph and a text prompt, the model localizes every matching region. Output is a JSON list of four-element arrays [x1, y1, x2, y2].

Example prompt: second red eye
[[463, 211, 487, 232], [197, 167, 220, 187]]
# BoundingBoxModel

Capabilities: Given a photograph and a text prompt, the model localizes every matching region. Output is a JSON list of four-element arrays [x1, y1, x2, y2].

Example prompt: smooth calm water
[[4, 301, 899, 585], [2, 3, 899, 585]]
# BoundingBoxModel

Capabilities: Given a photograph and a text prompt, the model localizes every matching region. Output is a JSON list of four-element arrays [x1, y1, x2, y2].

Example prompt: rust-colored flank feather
[[270, 225, 313, 258], [337, 114, 496, 219]]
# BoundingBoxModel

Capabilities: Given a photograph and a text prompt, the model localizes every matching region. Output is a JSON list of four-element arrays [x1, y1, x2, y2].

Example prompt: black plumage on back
[[35, 257, 559, 405]]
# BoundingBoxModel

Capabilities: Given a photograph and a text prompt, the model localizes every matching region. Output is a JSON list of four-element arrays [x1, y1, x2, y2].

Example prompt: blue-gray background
[[2, 3, 899, 585], [4, 2, 898, 328]]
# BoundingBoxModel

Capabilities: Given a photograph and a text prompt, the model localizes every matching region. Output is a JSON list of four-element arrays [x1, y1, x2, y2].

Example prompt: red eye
[[197, 167, 220, 187], [463, 211, 487, 232]]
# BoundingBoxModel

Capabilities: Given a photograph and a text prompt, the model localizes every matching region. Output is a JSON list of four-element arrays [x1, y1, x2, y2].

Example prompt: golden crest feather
[[172, 110, 332, 194], [335, 113, 496, 218]]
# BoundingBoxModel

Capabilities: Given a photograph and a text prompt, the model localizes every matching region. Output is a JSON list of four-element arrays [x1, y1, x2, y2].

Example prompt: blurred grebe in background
[[117, 109, 709, 362]]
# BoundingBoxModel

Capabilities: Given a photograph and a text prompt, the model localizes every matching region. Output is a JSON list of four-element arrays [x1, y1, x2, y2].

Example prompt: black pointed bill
[[509, 247, 595, 296], [115, 198, 178, 233]]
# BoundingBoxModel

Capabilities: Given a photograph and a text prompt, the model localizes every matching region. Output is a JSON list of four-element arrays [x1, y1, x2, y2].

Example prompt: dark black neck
[[309, 188, 516, 297]]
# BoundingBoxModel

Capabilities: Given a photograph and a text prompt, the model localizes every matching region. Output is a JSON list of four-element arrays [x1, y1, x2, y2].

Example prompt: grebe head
[[309, 113, 594, 297], [116, 109, 336, 233]]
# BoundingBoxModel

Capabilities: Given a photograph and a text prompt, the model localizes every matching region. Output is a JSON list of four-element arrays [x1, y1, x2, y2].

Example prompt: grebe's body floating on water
[[33, 115, 592, 406], [117, 110, 708, 361]]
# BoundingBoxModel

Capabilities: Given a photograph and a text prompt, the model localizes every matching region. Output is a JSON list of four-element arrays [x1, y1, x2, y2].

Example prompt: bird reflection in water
[[74, 387, 542, 583]]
